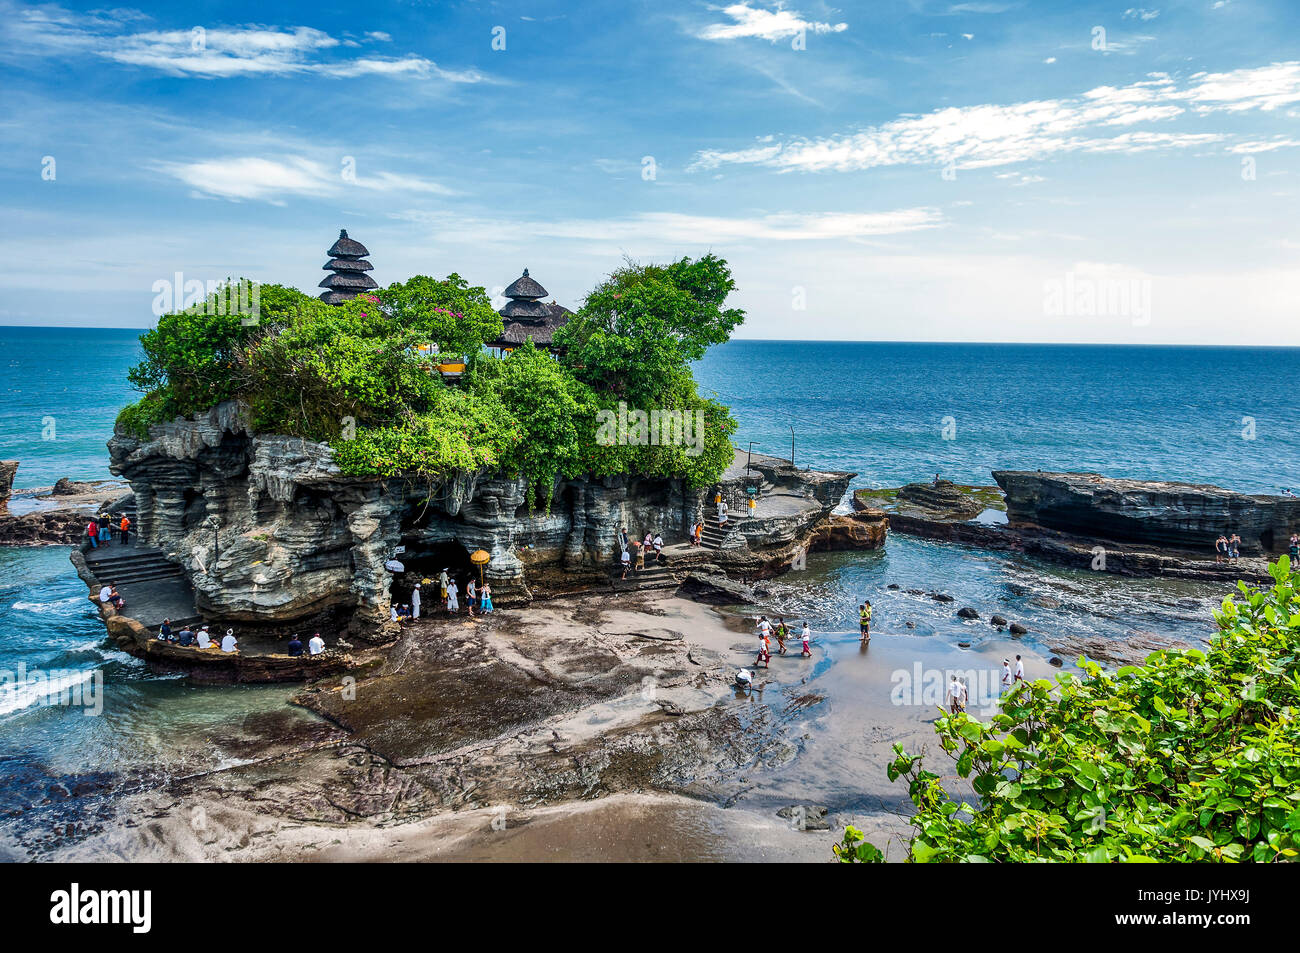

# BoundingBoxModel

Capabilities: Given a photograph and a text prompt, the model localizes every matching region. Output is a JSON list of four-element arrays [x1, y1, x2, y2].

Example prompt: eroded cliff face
[[108, 403, 848, 636], [994, 470, 1300, 554]]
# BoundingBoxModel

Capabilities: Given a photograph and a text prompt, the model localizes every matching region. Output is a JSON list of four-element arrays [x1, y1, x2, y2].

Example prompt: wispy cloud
[[155, 156, 459, 203], [690, 64, 1300, 173], [696, 2, 848, 42], [2, 1, 489, 81], [396, 207, 942, 245]]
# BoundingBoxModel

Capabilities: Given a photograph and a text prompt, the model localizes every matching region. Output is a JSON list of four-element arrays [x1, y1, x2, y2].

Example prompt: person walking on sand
[[774, 618, 788, 655], [446, 579, 459, 614], [1215, 534, 1229, 564], [1000, 659, 1012, 695], [859, 601, 872, 642], [1014, 654, 1025, 684], [756, 623, 771, 669], [800, 622, 812, 657], [947, 675, 967, 715], [119, 514, 131, 546], [411, 583, 421, 619], [480, 582, 493, 613]]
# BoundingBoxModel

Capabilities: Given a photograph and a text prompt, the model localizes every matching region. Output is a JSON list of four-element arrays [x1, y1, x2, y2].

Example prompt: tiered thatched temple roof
[[491, 268, 572, 349], [319, 229, 377, 305]]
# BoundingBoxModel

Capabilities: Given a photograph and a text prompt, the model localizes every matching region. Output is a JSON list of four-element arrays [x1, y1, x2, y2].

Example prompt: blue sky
[[2, 0, 1299, 343]]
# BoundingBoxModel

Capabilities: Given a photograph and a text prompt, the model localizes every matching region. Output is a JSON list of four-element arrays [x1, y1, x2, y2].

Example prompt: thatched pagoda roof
[[323, 257, 374, 273], [328, 229, 370, 258], [503, 268, 547, 301], [319, 272, 379, 291], [320, 229, 376, 304]]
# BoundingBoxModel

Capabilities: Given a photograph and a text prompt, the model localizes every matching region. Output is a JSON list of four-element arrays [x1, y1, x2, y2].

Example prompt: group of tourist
[[753, 615, 812, 667], [618, 528, 666, 579], [1214, 532, 1244, 563], [948, 656, 1026, 714], [85, 513, 130, 548], [155, 620, 242, 653], [393, 569, 493, 621]]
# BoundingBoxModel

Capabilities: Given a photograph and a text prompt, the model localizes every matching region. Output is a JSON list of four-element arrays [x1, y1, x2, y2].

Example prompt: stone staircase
[[83, 541, 200, 630], [611, 557, 679, 593], [699, 512, 736, 551]]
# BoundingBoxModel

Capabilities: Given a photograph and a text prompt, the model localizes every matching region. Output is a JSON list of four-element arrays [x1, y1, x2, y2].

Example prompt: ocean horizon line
[[2, 324, 1299, 351]]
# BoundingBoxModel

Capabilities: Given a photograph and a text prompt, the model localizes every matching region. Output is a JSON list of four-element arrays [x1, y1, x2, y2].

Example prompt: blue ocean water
[[0, 329, 1297, 853], [696, 340, 1300, 494]]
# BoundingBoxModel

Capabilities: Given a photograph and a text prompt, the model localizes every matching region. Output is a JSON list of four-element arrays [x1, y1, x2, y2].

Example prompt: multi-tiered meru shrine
[[319, 229, 378, 304], [316, 230, 571, 351]]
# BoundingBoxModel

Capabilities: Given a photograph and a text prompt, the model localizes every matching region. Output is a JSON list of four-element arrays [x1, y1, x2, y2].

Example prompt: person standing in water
[[859, 601, 872, 642], [774, 618, 788, 655], [800, 622, 812, 657]]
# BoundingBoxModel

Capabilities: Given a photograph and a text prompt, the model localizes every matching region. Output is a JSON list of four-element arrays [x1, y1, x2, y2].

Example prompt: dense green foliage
[[117, 261, 742, 503], [555, 254, 744, 408], [880, 557, 1300, 863]]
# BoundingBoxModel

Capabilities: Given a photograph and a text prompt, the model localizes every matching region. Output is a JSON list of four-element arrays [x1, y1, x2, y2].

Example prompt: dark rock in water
[[932, 593, 955, 603], [887, 583, 900, 590], [52, 477, 99, 496], [956, 607, 979, 619], [807, 511, 887, 551], [1031, 596, 1061, 609], [904, 621, 916, 628], [994, 469, 1300, 556], [776, 804, 831, 831], [0, 460, 16, 512], [1009, 622, 1028, 635], [1048, 656, 1064, 667], [957, 641, 971, 648], [990, 614, 1008, 627], [895, 480, 985, 520], [679, 572, 756, 606]]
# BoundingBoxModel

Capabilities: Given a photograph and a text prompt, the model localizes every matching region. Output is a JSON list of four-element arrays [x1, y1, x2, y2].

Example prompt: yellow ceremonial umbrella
[[470, 549, 490, 585]]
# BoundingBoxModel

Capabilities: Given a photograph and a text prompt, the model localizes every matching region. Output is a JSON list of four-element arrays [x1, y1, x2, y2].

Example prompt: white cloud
[[697, 2, 847, 42], [690, 63, 1300, 173], [1, 1, 487, 81], [155, 156, 458, 202], [395, 207, 943, 245], [1123, 7, 1160, 20]]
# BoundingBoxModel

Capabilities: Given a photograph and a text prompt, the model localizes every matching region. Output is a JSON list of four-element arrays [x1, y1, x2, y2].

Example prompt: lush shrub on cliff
[[556, 254, 744, 408], [877, 558, 1300, 863], [117, 257, 744, 499]]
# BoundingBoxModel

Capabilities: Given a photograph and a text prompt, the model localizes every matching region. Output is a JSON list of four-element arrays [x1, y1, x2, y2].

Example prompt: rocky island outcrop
[[994, 470, 1300, 555], [103, 402, 857, 643]]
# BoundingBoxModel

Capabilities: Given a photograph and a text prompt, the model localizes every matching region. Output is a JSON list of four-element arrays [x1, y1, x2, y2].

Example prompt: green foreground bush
[[854, 558, 1300, 863]]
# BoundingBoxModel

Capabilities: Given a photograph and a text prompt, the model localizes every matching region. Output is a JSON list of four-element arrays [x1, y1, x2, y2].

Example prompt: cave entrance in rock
[[401, 539, 475, 589]]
